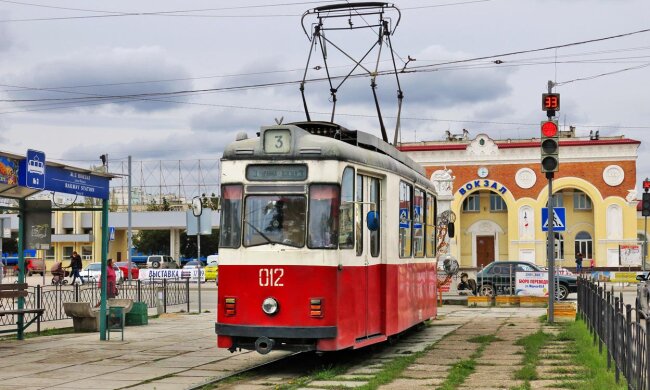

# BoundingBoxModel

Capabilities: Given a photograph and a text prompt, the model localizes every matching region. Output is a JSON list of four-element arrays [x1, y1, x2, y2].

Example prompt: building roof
[[398, 136, 640, 152]]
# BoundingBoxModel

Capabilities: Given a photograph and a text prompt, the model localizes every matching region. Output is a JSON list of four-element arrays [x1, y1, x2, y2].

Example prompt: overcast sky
[[0, 0, 649, 192]]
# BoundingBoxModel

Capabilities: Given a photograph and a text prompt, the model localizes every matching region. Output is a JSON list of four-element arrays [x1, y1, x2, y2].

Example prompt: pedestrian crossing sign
[[542, 207, 566, 232]]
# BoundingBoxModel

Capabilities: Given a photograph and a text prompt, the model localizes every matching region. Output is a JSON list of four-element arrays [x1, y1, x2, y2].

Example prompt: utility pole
[[542, 81, 561, 323], [191, 196, 203, 314], [127, 156, 133, 281], [642, 178, 650, 270]]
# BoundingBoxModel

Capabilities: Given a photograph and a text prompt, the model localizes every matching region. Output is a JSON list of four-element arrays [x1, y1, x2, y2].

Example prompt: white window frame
[[462, 193, 480, 212], [489, 193, 507, 212], [574, 191, 592, 210]]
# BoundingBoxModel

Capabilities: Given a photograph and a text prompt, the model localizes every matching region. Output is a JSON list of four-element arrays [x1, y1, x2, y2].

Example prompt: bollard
[[137, 279, 141, 303], [155, 286, 163, 315]]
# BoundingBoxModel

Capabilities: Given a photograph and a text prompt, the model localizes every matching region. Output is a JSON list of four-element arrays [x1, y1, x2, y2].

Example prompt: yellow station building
[[401, 129, 642, 270]]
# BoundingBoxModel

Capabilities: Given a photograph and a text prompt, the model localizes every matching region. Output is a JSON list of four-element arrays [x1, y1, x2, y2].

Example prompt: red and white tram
[[216, 121, 443, 354]]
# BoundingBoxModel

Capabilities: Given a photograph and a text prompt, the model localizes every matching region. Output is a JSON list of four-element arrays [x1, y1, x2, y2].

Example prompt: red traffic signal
[[643, 178, 650, 191], [541, 121, 558, 137]]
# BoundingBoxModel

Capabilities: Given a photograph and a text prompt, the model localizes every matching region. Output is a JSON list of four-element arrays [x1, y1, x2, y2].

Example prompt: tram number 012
[[259, 268, 284, 287]]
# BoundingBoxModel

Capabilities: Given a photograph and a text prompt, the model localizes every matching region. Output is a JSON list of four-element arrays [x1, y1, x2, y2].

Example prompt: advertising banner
[[139, 268, 205, 282], [0, 157, 18, 186], [591, 271, 641, 284], [515, 271, 549, 296], [24, 200, 51, 250], [620, 245, 642, 266]]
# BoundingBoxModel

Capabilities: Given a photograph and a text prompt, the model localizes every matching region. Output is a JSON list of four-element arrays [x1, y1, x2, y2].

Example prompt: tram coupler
[[254, 336, 275, 354]]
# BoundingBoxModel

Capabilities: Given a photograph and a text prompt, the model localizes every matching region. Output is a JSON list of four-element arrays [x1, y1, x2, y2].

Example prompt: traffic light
[[540, 120, 559, 173], [643, 193, 650, 217]]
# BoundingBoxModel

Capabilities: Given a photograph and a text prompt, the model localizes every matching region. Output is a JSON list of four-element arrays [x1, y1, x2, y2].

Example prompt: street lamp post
[[641, 177, 650, 272], [191, 196, 202, 313]]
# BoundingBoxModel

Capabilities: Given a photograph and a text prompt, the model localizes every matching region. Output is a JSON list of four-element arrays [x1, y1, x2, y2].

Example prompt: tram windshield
[[243, 195, 306, 247]]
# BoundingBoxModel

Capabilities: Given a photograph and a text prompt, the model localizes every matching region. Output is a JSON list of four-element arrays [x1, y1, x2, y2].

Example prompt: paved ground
[[0, 300, 608, 389], [0, 312, 290, 390]]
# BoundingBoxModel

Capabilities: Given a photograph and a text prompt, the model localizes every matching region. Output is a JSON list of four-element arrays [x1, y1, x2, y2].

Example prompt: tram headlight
[[262, 297, 279, 315]]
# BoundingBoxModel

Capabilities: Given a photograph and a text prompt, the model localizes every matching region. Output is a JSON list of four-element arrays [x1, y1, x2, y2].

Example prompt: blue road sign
[[399, 208, 409, 228], [25, 149, 45, 190], [45, 166, 110, 199], [542, 207, 566, 232]]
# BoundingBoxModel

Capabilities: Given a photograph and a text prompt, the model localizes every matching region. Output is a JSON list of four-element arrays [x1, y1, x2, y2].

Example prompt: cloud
[[4, 46, 193, 112], [0, 12, 12, 52], [294, 44, 513, 114]]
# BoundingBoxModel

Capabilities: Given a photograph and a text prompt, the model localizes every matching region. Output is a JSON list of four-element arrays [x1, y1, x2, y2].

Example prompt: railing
[[577, 277, 648, 389], [0, 279, 191, 327]]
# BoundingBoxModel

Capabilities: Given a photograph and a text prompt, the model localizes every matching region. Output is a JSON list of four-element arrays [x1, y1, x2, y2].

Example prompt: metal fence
[[577, 277, 648, 389], [0, 279, 191, 327]]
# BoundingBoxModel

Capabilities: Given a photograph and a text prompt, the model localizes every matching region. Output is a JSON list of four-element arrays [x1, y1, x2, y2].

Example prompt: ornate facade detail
[[430, 169, 455, 197], [515, 168, 537, 189], [466, 134, 498, 157], [518, 205, 534, 240], [603, 165, 624, 186]]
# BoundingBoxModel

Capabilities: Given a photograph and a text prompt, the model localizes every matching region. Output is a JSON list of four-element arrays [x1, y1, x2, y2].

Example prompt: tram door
[[357, 175, 382, 339]]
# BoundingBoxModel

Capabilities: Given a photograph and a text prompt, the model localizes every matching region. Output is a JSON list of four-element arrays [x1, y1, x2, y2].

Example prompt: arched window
[[575, 231, 593, 259], [554, 232, 564, 260]]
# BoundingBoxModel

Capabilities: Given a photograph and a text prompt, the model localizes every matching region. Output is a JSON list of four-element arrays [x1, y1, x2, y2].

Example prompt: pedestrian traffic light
[[643, 193, 650, 217], [540, 120, 559, 173]]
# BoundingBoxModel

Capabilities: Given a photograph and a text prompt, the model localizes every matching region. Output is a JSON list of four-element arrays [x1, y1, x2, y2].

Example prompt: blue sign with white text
[[45, 166, 110, 199], [25, 149, 45, 190]]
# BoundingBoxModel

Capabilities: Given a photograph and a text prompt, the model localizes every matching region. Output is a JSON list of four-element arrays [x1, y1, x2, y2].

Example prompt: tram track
[[186, 350, 301, 390]]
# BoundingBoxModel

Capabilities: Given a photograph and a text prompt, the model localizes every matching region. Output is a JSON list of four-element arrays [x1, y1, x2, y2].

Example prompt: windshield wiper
[[244, 219, 274, 245]]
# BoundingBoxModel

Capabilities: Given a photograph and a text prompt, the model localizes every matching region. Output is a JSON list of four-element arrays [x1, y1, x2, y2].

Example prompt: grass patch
[[436, 359, 476, 390], [554, 319, 627, 390], [0, 326, 76, 341], [467, 334, 501, 344], [513, 330, 553, 381]]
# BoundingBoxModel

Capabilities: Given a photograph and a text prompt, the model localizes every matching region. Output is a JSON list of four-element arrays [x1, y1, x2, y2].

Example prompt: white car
[[181, 260, 206, 282], [81, 262, 124, 285]]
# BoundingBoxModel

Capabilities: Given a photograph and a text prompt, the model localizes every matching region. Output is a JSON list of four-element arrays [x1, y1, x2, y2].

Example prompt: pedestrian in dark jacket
[[67, 251, 84, 285]]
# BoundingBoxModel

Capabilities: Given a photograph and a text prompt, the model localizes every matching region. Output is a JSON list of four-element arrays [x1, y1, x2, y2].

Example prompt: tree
[[133, 230, 169, 255], [181, 229, 219, 260]]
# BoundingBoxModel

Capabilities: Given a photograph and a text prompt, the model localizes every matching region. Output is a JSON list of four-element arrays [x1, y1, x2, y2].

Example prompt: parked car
[[26, 258, 45, 276], [637, 272, 650, 318], [115, 261, 139, 279], [181, 260, 205, 280], [146, 255, 179, 269], [476, 260, 577, 300], [204, 263, 218, 283], [81, 262, 124, 285]]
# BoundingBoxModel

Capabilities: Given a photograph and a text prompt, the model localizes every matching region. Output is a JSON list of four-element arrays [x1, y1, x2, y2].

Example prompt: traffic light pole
[[547, 171, 555, 324]]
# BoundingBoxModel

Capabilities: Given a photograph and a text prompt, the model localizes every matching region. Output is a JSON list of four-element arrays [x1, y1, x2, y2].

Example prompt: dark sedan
[[476, 260, 578, 300]]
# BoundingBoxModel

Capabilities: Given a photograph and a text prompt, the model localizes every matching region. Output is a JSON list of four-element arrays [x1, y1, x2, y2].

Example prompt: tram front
[[216, 124, 347, 353]]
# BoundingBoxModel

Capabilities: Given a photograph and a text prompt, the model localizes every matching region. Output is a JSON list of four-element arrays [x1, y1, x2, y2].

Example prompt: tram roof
[[222, 121, 433, 188]]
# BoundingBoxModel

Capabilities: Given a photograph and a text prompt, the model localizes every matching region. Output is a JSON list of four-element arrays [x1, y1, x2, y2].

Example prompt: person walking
[[67, 251, 84, 285], [575, 251, 584, 274]]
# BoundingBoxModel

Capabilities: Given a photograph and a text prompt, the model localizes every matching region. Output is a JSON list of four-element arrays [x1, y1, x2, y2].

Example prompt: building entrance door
[[477, 236, 494, 268]]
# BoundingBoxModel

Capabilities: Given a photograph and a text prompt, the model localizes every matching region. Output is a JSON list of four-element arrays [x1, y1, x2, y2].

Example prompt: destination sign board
[[246, 164, 307, 181], [45, 166, 110, 199]]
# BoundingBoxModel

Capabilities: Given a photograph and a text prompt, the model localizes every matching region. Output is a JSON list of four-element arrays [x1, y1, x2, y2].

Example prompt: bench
[[63, 302, 100, 332], [0, 283, 45, 338], [63, 299, 134, 334]]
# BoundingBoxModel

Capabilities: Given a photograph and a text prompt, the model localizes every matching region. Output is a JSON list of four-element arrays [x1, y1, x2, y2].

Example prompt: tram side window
[[399, 181, 412, 258], [219, 185, 243, 248], [413, 188, 424, 258], [370, 178, 380, 257], [339, 167, 355, 249], [356, 174, 363, 256], [425, 193, 436, 257], [308, 184, 340, 249]]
